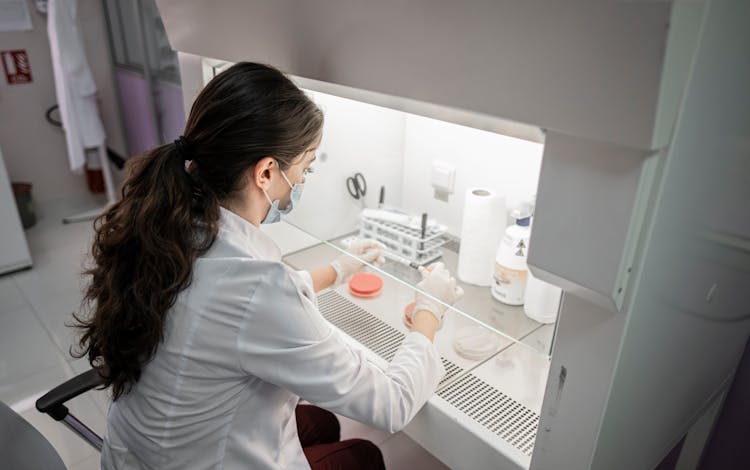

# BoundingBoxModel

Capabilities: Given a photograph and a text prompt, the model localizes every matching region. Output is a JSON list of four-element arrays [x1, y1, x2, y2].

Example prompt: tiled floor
[[0, 197, 448, 469]]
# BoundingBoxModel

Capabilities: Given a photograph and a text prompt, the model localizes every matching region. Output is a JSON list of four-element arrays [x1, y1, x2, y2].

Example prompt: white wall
[[0, 1, 125, 204], [282, 90, 406, 242], [280, 90, 545, 242], [401, 114, 544, 236]]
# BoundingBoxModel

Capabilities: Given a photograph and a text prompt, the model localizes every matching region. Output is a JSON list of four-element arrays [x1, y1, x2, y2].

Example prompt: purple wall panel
[[115, 68, 186, 157], [116, 69, 160, 157], [155, 81, 186, 143]]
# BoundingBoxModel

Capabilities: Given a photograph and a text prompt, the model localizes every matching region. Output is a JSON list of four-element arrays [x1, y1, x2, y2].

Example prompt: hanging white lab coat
[[101, 208, 445, 469], [48, 0, 105, 173]]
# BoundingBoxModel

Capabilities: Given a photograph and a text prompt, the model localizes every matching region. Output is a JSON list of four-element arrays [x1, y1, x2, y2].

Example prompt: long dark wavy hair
[[73, 63, 323, 400]]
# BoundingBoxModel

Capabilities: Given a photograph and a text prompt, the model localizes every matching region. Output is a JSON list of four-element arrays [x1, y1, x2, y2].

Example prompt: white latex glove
[[410, 262, 465, 329], [330, 239, 386, 285]]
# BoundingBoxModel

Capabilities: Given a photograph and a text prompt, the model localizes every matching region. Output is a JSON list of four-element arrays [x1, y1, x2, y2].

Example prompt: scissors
[[346, 172, 367, 200]]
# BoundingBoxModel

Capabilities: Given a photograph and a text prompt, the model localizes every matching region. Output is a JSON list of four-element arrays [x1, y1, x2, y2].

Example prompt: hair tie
[[174, 136, 193, 161]]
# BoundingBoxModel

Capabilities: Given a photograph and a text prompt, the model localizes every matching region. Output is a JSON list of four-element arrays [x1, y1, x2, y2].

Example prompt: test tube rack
[[358, 213, 446, 266]]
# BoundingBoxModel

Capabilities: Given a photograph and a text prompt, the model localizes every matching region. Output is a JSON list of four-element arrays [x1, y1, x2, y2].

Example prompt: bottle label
[[502, 234, 529, 258], [492, 264, 528, 305], [501, 234, 529, 259]]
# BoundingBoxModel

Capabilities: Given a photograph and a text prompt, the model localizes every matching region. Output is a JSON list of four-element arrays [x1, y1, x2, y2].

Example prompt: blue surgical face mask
[[261, 164, 305, 224]]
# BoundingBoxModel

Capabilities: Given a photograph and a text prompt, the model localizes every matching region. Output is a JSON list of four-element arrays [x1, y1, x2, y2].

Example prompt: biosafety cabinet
[[156, 1, 750, 469]]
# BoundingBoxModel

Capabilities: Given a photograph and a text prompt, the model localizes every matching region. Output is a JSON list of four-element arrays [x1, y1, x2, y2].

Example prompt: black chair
[[0, 368, 103, 469], [35, 368, 106, 452]]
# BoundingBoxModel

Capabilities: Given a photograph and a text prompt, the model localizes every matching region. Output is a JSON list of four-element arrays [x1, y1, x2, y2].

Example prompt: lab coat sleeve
[[237, 262, 445, 433]]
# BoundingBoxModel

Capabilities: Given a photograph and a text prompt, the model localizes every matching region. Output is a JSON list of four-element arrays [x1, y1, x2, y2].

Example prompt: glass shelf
[[275, 222, 554, 364], [281, 240, 507, 387]]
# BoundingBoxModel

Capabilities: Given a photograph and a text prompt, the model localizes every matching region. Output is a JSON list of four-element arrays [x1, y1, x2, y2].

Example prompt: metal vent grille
[[318, 290, 405, 362], [440, 357, 464, 388], [318, 290, 539, 456], [438, 374, 540, 456], [317, 291, 462, 388]]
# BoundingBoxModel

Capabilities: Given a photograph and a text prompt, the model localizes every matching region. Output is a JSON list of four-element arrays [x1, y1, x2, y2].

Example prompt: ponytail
[[74, 142, 219, 400], [73, 62, 323, 400]]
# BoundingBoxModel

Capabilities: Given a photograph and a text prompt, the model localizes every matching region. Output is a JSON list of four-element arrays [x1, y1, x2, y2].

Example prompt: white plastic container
[[524, 272, 563, 323], [492, 203, 532, 305]]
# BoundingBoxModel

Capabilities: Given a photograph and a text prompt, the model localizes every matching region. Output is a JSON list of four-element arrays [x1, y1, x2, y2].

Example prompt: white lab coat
[[48, 0, 105, 173], [101, 208, 445, 469]]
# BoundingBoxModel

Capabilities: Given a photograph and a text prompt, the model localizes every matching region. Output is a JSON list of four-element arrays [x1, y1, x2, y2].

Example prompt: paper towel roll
[[524, 272, 563, 323], [457, 188, 507, 286]]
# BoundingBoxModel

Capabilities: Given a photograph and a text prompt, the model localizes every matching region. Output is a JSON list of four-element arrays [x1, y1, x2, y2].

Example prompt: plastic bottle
[[524, 272, 563, 323], [492, 201, 532, 305]]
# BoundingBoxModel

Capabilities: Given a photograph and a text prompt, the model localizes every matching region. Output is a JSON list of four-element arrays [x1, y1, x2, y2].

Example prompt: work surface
[[284, 241, 553, 465]]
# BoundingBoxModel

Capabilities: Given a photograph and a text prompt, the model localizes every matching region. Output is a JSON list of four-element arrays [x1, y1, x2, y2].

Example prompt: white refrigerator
[[0, 146, 32, 275]]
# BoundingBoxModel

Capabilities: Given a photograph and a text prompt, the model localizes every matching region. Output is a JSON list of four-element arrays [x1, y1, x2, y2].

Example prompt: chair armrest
[[36, 368, 105, 420]]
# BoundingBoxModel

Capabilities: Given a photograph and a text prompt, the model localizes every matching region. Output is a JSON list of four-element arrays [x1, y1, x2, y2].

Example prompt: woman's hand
[[409, 262, 464, 333], [330, 239, 386, 285]]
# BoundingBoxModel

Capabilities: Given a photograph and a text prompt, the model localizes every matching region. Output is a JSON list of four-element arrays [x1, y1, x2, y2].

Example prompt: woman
[[75, 62, 463, 469]]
